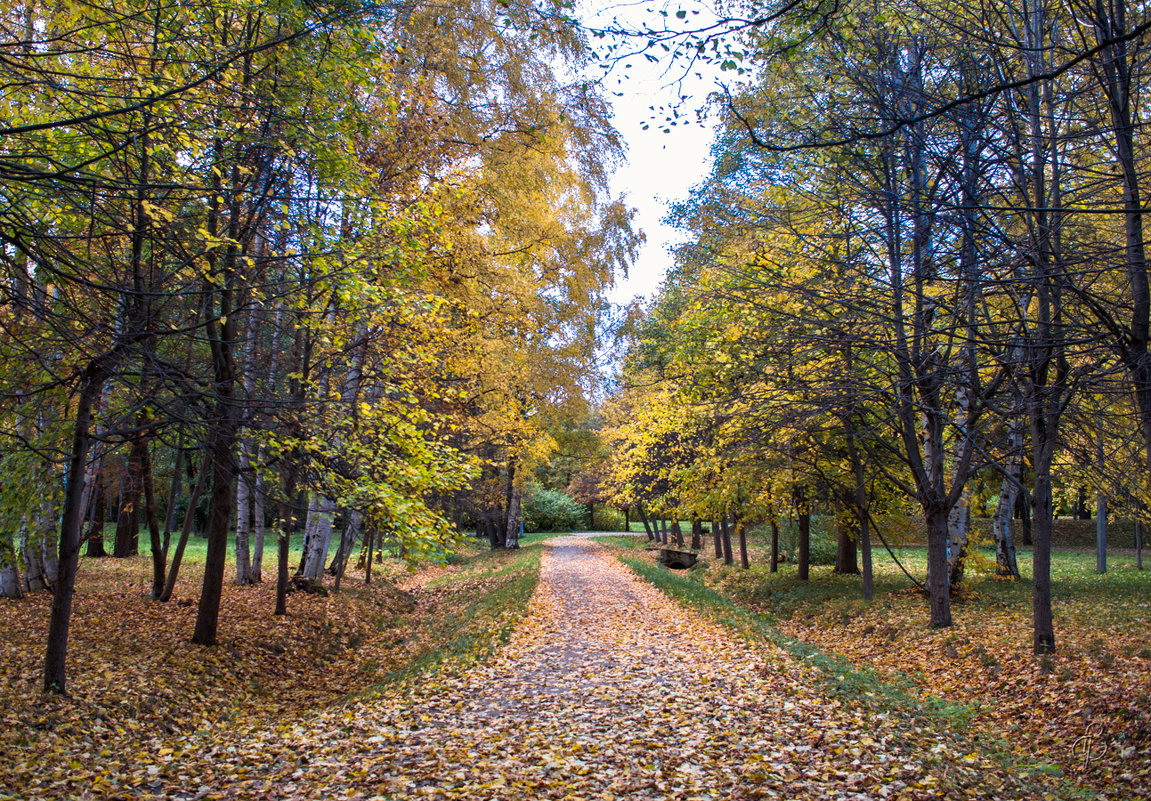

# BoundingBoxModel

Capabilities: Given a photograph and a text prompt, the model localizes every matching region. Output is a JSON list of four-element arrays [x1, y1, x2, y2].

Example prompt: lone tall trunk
[[925, 504, 952, 628], [234, 441, 254, 584], [43, 366, 104, 694], [191, 416, 238, 645], [139, 437, 164, 600], [796, 486, 811, 581], [84, 471, 107, 558], [1096, 438, 1107, 574], [251, 463, 266, 582], [769, 517, 779, 574], [834, 500, 859, 576]]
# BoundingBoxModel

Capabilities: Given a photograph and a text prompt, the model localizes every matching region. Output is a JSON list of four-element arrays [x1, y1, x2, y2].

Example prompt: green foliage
[[775, 515, 837, 566], [591, 507, 626, 532], [522, 485, 586, 532]]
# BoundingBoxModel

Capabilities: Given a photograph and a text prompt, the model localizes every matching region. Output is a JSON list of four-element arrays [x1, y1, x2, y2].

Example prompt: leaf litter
[[130, 537, 1071, 800]]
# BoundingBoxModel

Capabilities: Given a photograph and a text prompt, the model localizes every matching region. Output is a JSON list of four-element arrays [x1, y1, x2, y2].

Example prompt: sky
[[580, 1, 724, 306]]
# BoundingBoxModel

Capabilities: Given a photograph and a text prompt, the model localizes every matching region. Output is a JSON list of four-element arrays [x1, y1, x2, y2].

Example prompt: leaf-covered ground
[[0, 540, 541, 800], [129, 536, 1069, 800], [613, 535, 1151, 801], [1, 535, 1102, 799]]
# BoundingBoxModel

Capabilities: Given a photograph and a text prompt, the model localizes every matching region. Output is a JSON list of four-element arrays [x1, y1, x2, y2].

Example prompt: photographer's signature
[[1071, 721, 1108, 770]]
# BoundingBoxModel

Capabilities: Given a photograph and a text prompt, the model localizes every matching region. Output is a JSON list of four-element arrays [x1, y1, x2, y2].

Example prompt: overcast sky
[[581, 1, 724, 306]]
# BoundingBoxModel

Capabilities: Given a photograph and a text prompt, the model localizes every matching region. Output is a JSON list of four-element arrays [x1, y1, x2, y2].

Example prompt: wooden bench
[[658, 548, 698, 569]]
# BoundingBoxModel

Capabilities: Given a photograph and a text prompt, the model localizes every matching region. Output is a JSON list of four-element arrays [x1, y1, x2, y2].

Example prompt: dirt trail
[[216, 538, 1055, 800]]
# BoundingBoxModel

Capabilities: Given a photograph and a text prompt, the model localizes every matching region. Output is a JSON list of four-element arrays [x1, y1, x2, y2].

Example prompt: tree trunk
[[834, 506, 859, 575], [769, 518, 779, 574], [43, 366, 104, 694], [670, 519, 684, 548], [332, 512, 361, 593], [364, 524, 375, 585], [113, 450, 141, 558], [191, 419, 239, 646], [992, 418, 1023, 578], [139, 436, 164, 601], [737, 518, 749, 569], [925, 504, 952, 628], [251, 464, 266, 582], [1096, 491, 1107, 574], [1032, 472, 1056, 654], [690, 517, 702, 550], [159, 450, 211, 602], [637, 503, 653, 540], [946, 489, 970, 586], [0, 533, 22, 598], [234, 440, 253, 584], [720, 516, 733, 566], [300, 495, 336, 581], [1136, 517, 1144, 570], [85, 472, 107, 558], [505, 478, 522, 550], [712, 517, 722, 559], [274, 463, 298, 616]]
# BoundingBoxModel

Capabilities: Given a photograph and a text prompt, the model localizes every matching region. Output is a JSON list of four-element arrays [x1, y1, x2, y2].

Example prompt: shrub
[[522, 485, 585, 532], [592, 507, 626, 532]]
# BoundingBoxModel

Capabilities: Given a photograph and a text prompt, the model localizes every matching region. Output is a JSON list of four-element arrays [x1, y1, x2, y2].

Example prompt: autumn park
[[3, 0, 1151, 798]]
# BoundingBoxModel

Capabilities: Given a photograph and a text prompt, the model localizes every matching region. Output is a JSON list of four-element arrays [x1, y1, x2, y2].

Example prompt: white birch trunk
[[993, 417, 1023, 578], [251, 460, 265, 582], [0, 562, 20, 598], [947, 383, 973, 585], [234, 442, 253, 584], [300, 495, 336, 580]]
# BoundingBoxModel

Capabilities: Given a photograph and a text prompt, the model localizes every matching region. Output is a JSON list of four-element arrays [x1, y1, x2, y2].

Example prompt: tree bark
[[84, 471, 107, 558], [834, 502, 859, 576], [139, 436, 164, 600], [43, 365, 104, 694], [769, 517, 779, 574], [300, 495, 336, 581], [992, 418, 1023, 578], [191, 418, 238, 645], [720, 515, 733, 566], [113, 449, 141, 558]]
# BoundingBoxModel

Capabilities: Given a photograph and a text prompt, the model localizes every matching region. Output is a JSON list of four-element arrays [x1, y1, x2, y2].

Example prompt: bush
[[522, 485, 585, 532], [592, 507, 626, 532]]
